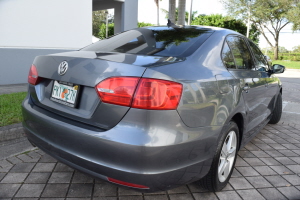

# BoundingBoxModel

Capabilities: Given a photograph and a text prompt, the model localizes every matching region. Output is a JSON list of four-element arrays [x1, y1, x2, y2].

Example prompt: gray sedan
[[22, 26, 284, 192]]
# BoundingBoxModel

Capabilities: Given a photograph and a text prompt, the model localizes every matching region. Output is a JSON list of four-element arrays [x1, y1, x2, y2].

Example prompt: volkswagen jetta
[[22, 25, 285, 192]]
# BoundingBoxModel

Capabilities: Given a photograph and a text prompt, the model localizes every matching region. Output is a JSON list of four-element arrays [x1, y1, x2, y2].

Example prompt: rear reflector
[[107, 177, 149, 189], [95, 77, 182, 110], [28, 64, 40, 85]]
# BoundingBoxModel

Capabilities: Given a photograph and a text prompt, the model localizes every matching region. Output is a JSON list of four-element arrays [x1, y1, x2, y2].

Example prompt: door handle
[[243, 84, 250, 93]]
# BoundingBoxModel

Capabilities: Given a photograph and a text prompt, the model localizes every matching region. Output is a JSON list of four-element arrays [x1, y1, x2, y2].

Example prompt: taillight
[[107, 177, 149, 189], [132, 78, 182, 110], [28, 64, 40, 85], [95, 77, 182, 110], [95, 77, 140, 106]]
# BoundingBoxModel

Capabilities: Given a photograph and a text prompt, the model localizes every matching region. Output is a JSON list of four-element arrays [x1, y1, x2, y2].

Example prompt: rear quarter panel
[[143, 30, 246, 128]]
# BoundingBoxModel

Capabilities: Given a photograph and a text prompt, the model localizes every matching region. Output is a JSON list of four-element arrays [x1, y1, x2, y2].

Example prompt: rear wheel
[[269, 93, 282, 124], [198, 121, 239, 192]]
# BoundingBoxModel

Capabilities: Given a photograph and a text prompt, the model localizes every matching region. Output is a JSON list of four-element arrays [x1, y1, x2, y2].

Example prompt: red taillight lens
[[132, 78, 182, 110], [95, 77, 182, 110], [107, 177, 149, 189], [28, 64, 39, 85], [95, 77, 140, 106]]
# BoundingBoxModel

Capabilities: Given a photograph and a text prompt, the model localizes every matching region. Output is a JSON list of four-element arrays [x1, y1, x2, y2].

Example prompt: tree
[[98, 22, 154, 39], [138, 22, 155, 27], [169, 0, 176, 23], [154, 0, 163, 25], [92, 10, 107, 37], [222, 0, 300, 60], [98, 23, 114, 39], [192, 14, 260, 43], [161, 8, 198, 24], [178, 0, 186, 25], [292, 45, 300, 53], [278, 46, 289, 53]]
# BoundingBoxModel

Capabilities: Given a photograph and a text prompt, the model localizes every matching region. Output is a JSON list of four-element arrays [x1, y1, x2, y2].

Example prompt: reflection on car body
[[22, 25, 284, 192]]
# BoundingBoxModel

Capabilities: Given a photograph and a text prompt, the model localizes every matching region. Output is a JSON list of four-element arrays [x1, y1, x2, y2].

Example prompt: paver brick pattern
[[0, 124, 300, 199]]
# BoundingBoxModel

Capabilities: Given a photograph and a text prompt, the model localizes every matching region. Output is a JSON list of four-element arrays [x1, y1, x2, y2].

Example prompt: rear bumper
[[22, 96, 222, 192]]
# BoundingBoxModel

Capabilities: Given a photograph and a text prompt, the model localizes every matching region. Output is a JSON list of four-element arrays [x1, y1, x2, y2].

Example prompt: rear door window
[[226, 36, 254, 70], [222, 41, 236, 69], [248, 41, 269, 72]]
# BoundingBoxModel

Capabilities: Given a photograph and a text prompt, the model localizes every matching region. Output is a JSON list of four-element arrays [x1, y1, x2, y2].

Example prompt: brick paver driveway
[[1, 124, 300, 200], [1, 70, 300, 199]]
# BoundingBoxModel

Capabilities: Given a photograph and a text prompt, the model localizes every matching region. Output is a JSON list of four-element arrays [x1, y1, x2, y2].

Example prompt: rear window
[[82, 27, 213, 57]]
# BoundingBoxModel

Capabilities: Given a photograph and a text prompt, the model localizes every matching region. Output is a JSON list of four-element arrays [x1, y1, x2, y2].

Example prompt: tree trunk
[[188, 0, 193, 25], [274, 35, 279, 60], [169, 0, 176, 23], [178, 0, 186, 25], [157, 1, 160, 25]]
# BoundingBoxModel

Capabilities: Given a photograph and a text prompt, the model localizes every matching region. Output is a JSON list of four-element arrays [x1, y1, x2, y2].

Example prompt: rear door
[[223, 35, 268, 136], [247, 40, 278, 115]]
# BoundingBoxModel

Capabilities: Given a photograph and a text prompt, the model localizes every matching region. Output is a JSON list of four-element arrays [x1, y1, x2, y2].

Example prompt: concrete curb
[[0, 123, 25, 142]]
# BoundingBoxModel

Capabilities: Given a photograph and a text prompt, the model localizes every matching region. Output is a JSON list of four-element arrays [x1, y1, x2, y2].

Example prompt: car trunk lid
[[29, 51, 182, 129]]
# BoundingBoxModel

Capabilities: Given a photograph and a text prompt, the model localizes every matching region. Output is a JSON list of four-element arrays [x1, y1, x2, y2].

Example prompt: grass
[[0, 92, 27, 127], [272, 60, 300, 69]]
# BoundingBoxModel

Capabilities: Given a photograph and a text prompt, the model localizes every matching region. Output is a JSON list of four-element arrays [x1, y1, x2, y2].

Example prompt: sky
[[136, 0, 300, 51]]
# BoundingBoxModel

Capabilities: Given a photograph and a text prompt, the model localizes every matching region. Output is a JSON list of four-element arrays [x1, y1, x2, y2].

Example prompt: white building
[[0, 0, 138, 85]]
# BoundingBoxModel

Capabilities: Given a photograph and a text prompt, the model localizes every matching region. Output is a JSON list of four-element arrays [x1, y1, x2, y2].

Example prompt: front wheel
[[269, 93, 282, 124], [198, 121, 239, 192]]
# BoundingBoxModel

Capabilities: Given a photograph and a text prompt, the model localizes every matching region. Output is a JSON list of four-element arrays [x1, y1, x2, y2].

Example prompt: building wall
[[0, 0, 138, 85], [0, 48, 74, 85], [0, 0, 92, 49]]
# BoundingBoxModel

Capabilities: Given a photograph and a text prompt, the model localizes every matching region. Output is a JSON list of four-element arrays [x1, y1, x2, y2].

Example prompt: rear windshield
[[82, 27, 213, 57]]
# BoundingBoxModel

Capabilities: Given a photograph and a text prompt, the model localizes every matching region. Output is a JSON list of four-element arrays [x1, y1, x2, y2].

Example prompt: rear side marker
[[107, 177, 149, 189], [95, 77, 183, 110]]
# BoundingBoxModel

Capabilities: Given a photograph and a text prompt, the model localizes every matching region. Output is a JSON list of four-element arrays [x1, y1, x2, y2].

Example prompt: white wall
[[0, 0, 92, 49]]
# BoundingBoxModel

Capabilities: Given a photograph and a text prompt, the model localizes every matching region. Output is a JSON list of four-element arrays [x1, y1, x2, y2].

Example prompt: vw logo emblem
[[58, 61, 68, 76]]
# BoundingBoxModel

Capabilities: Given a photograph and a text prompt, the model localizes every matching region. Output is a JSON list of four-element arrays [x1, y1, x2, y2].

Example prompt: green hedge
[[267, 53, 300, 61]]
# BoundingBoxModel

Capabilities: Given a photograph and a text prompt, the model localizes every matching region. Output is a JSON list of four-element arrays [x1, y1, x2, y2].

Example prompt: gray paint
[[0, 48, 75, 85], [21, 26, 283, 192]]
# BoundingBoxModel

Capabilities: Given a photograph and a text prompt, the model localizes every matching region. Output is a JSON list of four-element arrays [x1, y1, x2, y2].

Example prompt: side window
[[248, 41, 269, 72], [222, 42, 236, 69], [226, 36, 254, 70]]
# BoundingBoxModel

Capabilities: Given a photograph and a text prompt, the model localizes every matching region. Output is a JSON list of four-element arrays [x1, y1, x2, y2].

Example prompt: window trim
[[221, 34, 257, 71], [246, 39, 270, 72], [221, 39, 237, 70]]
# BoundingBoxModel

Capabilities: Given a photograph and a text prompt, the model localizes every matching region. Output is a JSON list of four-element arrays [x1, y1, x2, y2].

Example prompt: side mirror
[[271, 64, 285, 74]]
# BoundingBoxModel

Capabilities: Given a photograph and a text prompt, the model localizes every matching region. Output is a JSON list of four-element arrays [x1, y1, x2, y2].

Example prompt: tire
[[269, 93, 282, 124], [198, 121, 239, 192]]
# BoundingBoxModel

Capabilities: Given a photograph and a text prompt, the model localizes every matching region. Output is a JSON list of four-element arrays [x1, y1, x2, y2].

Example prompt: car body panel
[[22, 25, 283, 192], [22, 96, 222, 191]]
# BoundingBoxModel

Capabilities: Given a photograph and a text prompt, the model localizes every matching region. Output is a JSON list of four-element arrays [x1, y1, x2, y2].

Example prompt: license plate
[[50, 81, 80, 108]]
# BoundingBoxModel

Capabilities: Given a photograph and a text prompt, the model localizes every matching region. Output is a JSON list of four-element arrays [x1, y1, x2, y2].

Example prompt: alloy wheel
[[218, 130, 237, 182]]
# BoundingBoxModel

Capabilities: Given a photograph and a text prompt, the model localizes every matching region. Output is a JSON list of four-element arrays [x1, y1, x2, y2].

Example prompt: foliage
[[278, 46, 289, 53], [161, 8, 198, 24], [191, 14, 260, 44], [0, 92, 27, 127], [222, 0, 300, 60], [272, 60, 300, 69], [293, 45, 300, 53], [92, 10, 107, 37], [98, 23, 115, 39], [138, 22, 155, 27], [268, 53, 300, 61], [98, 22, 154, 39]]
